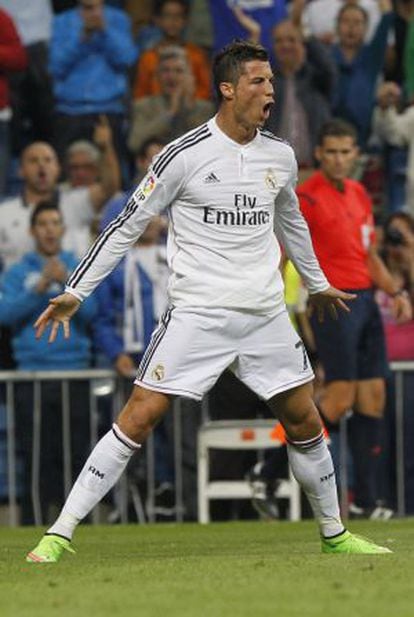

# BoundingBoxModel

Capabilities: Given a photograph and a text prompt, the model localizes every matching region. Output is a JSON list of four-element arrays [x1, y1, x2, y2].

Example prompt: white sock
[[47, 424, 140, 540], [287, 432, 345, 538]]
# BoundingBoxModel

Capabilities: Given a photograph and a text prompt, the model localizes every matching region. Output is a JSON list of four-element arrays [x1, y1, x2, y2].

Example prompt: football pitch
[[2, 519, 414, 617]]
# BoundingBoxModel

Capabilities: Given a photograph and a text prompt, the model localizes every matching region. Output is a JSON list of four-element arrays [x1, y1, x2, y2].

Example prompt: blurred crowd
[[1, 0, 414, 524]]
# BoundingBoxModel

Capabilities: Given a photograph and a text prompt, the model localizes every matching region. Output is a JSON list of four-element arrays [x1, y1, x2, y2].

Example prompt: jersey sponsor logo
[[203, 193, 270, 227], [203, 207, 270, 226], [203, 172, 220, 184]]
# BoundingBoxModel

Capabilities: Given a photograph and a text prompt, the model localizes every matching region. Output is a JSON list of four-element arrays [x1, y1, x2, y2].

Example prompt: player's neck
[[215, 110, 257, 145]]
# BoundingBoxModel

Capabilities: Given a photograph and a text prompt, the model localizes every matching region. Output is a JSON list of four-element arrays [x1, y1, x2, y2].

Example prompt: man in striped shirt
[[26, 40, 391, 562]]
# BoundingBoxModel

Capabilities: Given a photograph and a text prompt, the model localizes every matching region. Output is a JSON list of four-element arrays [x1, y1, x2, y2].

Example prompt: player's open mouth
[[262, 102, 272, 118]]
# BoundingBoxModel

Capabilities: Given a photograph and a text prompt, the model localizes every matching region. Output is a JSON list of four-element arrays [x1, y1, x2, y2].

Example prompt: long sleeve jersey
[[66, 117, 328, 315]]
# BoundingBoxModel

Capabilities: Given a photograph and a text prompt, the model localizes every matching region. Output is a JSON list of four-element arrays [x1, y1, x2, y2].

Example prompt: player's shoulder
[[346, 177, 370, 198], [259, 128, 294, 152], [151, 122, 214, 178], [0, 195, 21, 213], [258, 129, 296, 163]]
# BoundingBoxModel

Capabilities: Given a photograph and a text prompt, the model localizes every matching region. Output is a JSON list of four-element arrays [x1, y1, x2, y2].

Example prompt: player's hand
[[391, 291, 413, 324], [308, 286, 357, 322], [114, 353, 136, 377], [34, 292, 81, 343]]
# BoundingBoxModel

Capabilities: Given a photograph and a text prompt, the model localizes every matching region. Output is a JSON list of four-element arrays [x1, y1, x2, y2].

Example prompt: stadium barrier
[[0, 362, 413, 526]]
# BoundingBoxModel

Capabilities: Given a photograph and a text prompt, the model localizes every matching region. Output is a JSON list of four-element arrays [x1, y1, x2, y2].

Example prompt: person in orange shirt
[[133, 0, 211, 101]]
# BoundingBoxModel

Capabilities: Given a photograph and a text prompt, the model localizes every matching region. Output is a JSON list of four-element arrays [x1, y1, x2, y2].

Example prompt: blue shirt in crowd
[[0, 251, 97, 369], [49, 5, 137, 115]]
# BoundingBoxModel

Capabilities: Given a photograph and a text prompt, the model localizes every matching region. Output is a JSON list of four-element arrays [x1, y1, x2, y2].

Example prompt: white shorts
[[134, 305, 314, 401]]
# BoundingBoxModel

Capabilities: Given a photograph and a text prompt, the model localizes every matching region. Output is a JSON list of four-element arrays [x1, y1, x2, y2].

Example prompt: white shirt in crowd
[[0, 0, 52, 45], [301, 0, 382, 43], [66, 117, 328, 316], [0, 187, 94, 270]]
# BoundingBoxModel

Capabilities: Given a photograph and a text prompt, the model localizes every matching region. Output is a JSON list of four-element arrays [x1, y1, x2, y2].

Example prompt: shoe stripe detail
[[45, 532, 71, 542]]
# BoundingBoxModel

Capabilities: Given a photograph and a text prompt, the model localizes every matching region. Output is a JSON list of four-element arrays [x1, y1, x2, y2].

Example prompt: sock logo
[[88, 465, 105, 480], [320, 470, 335, 483]]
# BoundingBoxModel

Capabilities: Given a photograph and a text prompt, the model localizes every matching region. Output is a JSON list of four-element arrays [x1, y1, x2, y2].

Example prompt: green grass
[[1, 520, 414, 617]]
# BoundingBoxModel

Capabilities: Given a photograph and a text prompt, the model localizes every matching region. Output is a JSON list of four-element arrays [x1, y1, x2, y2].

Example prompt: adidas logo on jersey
[[203, 172, 220, 184]]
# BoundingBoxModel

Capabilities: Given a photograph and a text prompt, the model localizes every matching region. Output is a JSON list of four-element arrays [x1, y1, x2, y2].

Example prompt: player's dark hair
[[154, 0, 190, 17], [30, 201, 61, 227], [384, 212, 414, 236], [213, 40, 269, 102], [337, 4, 369, 26], [317, 119, 358, 145]]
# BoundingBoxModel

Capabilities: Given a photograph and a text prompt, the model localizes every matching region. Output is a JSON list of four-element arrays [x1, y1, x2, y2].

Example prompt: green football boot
[[322, 530, 392, 554], [26, 534, 75, 563]]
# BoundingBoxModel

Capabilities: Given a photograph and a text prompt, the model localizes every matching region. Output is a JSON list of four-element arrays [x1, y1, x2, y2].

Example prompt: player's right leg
[[26, 386, 170, 563]]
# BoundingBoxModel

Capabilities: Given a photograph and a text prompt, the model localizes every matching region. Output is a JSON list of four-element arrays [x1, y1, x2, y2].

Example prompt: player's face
[[31, 210, 64, 256], [316, 136, 358, 182], [337, 8, 367, 48], [232, 60, 275, 129], [21, 144, 60, 194]]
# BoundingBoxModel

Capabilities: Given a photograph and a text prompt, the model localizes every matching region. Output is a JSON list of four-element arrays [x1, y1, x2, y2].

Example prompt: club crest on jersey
[[151, 364, 165, 381], [265, 169, 278, 190]]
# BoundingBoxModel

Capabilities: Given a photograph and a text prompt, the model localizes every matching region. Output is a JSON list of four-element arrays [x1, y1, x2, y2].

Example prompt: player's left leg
[[267, 382, 345, 539], [267, 383, 392, 553]]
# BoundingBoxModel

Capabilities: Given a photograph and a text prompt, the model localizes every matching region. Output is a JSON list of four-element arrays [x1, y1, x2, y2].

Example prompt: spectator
[[331, 0, 394, 147], [49, 0, 137, 161], [297, 119, 411, 517], [0, 137, 119, 271], [376, 212, 414, 514], [209, 0, 287, 63], [266, 20, 336, 171], [0, 201, 97, 524], [374, 80, 414, 215], [133, 0, 211, 101], [61, 116, 121, 194], [129, 46, 215, 155], [0, 0, 53, 146], [291, 0, 384, 45], [0, 8, 27, 195]]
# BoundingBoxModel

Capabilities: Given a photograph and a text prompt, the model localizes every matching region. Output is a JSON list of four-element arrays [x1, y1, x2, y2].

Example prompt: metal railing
[[0, 369, 203, 527], [1, 362, 413, 526]]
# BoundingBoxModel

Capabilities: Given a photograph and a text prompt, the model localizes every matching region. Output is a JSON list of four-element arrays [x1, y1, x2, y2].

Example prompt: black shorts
[[310, 288, 388, 383]]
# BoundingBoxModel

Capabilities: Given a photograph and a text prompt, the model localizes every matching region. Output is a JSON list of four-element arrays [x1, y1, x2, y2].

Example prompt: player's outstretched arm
[[309, 287, 356, 322], [34, 292, 81, 343]]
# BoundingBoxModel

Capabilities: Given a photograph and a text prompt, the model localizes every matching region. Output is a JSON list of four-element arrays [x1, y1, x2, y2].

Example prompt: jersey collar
[[208, 116, 261, 150]]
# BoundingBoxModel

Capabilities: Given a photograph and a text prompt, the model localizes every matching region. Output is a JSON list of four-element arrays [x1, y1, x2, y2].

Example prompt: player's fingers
[[63, 319, 70, 339], [48, 320, 60, 343], [35, 319, 49, 339], [34, 305, 54, 328]]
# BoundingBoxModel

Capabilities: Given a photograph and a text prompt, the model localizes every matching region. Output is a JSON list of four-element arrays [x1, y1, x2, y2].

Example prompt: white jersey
[[67, 117, 328, 314], [0, 188, 94, 270]]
